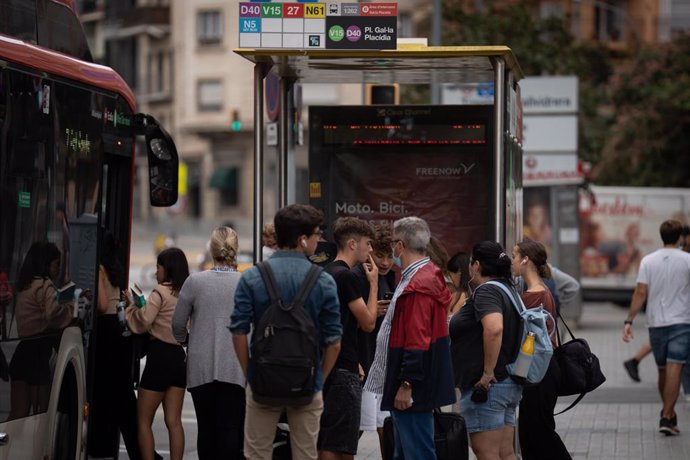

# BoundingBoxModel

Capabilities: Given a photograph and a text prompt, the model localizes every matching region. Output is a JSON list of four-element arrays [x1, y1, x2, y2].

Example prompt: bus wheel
[[53, 365, 78, 460]]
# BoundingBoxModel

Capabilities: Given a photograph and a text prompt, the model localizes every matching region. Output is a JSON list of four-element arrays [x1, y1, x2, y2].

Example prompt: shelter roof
[[234, 44, 523, 84]]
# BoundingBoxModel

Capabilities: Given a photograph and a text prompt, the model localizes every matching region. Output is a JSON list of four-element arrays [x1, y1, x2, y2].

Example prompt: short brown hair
[[660, 219, 683, 245], [371, 223, 393, 255], [332, 217, 375, 250]]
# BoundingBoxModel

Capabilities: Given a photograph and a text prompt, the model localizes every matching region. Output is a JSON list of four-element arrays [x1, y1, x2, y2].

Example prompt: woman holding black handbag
[[511, 240, 571, 460]]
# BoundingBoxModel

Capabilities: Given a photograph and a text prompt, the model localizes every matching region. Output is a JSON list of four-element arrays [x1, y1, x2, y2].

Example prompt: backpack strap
[[256, 261, 282, 305], [554, 392, 586, 416], [555, 312, 577, 347], [553, 313, 585, 416], [484, 280, 525, 314], [256, 262, 322, 311], [291, 265, 323, 310]]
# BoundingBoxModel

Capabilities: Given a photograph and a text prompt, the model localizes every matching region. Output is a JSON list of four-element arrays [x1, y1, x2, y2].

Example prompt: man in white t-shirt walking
[[623, 219, 690, 436]]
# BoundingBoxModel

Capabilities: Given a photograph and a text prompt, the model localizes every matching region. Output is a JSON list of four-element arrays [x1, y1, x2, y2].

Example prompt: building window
[[540, 2, 564, 20], [197, 79, 223, 112], [209, 167, 239, 206], [398, 12, 413, 38], [197, 10, 223, 45], [595, 1, 626, 42]]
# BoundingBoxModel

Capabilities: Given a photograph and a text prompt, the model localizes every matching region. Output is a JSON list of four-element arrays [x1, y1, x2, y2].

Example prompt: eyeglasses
[[311, 229, 324, 237]]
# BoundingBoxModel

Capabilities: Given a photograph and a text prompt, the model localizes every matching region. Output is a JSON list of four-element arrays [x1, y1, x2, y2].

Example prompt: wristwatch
[[400, 380, 412, 390], [624, 319, 633, 325]]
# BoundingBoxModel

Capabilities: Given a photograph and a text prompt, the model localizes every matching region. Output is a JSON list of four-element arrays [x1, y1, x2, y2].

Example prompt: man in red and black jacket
[[380, 217, 455, 460]]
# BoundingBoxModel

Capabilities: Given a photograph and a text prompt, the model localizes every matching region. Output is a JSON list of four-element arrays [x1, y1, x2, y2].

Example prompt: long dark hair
[[101, 232, 126, 290], [448, 251, 471, 294], [17, 242, 61, 291], [157, 248, 189, 295], [471, 241, 512, 282]]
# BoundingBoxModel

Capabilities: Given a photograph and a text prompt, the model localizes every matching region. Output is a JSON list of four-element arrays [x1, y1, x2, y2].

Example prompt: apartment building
[[78, 0, 175, 221], [448, 0, 690, 49], [73, 0, 678, 225]]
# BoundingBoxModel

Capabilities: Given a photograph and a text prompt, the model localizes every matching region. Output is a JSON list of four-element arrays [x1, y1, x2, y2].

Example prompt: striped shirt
[[364, 257, 430, 395]]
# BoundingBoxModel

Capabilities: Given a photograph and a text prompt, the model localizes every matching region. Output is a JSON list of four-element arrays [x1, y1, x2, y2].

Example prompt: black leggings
[[518, 356, 572, 460], [190, 381, 246, 460]]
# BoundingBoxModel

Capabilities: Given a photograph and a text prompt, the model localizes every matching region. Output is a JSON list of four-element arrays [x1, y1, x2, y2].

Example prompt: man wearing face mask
[[364, 217, 455, 460]]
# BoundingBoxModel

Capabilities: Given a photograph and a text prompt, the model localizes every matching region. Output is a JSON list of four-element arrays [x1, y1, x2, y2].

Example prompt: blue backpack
[[485, 281, 554, 385]]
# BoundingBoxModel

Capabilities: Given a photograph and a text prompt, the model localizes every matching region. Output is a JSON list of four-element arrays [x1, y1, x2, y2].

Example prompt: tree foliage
[[440, 1, 613, 176], [593, 35, 690, 186]]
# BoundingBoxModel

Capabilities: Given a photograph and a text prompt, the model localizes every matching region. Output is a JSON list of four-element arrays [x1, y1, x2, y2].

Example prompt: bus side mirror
[[135, 114, 179, 207]]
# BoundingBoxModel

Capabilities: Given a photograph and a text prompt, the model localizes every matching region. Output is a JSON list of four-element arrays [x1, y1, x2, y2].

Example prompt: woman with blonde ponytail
[[511, 239, 571, 460], [172, 227, 246, 459]]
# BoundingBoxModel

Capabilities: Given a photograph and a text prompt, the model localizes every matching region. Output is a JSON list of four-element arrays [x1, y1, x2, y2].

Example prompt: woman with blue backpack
[[449, 241, 523, 460], [512, 240, 571, 460]]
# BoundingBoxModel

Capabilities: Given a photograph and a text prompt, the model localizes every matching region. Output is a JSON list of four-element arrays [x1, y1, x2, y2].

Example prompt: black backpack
[[250, 261, 322, 406]]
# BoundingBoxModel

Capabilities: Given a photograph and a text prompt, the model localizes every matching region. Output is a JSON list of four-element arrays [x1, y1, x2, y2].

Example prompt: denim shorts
[[649, 324, 690, 366], [460, 379, 522, 433]]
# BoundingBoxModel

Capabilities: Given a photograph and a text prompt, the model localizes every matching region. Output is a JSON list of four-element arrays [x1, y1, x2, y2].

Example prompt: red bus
[[0, 0, 178, 458]]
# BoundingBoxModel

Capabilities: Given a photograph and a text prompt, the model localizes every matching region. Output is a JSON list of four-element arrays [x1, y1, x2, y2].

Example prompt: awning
[[209, 167, 237, 190]]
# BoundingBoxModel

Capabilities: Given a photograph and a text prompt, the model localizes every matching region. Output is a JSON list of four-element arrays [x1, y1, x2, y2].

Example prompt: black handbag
[[554, 314, 606, 415], [132, 332, 152, 359], [383, 409, 468, 460]]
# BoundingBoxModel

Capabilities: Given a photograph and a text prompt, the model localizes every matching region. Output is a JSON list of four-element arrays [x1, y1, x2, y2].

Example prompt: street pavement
[[118, 301, 690, 460], [120, 225, 690, 459]]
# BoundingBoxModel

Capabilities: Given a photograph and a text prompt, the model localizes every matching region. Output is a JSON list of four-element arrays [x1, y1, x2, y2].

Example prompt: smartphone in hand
[[383, 292, 394, 300], [471, 386, 488, 403]]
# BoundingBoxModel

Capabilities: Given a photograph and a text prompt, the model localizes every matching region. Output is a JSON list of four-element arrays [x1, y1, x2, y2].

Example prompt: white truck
[[579, 186, 690, 302]]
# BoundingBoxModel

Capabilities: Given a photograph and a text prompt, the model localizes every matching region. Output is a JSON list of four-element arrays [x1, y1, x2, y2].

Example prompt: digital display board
[[309, 105, 495, 256]]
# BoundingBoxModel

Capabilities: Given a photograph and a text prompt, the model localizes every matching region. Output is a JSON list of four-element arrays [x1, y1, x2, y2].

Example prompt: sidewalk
[[355, 302, 690, 459]]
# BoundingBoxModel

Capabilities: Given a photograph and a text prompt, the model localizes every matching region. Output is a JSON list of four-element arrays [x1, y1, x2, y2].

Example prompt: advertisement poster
[[309, 106, 494, 257], [579, 186, 690, 289], [523, 187, 552, 252]]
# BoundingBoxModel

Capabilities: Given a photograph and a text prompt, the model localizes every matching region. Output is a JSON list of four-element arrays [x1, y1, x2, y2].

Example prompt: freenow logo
[[416, 164, 476, 176]]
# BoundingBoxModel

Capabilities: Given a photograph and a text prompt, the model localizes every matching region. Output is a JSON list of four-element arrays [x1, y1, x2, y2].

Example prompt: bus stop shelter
[[233, 44, 524, 260]]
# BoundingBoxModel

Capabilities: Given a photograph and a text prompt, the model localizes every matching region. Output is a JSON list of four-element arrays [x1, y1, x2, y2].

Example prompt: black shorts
[[317, 368, 362, 455], [139, 339, 186, 392]]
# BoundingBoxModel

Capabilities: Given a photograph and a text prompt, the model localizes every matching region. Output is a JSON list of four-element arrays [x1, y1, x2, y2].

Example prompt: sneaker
[[624, 359, 641, 382], [660, 416, 680, 436]]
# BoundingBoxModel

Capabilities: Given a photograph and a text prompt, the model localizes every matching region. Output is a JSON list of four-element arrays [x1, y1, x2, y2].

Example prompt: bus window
[[0, 67, 105, 423], [0, 0, 37, 44], [38, 0, 93, 62]]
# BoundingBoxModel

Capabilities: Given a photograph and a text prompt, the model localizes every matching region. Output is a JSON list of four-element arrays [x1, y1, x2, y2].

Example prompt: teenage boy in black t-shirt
[[353, 223, 396, 456], [319, 217, 379, 460]]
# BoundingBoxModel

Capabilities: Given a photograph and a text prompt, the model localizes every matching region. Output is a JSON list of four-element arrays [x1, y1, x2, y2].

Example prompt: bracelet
[[624, 320, 633, 325]]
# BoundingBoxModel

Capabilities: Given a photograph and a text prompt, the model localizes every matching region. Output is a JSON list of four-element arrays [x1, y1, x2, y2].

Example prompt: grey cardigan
[[172, 270, 246, 389]]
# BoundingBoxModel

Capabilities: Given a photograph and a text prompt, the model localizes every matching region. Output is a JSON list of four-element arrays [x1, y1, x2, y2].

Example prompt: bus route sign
[[238, 2, 397, 50]]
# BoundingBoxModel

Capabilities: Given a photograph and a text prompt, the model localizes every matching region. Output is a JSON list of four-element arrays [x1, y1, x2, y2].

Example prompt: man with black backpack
[[230, 204, 342, 460]]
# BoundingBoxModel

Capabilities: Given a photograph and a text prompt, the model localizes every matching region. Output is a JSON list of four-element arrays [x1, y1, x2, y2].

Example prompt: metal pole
[[279, 76, 295, 208], [431, 0, 442, 104], [254, 63, 269, 263], [491, 57, 505, 245]]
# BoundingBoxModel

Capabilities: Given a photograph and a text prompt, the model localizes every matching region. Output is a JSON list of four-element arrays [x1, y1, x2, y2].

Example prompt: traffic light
[[365, 84, 399, 105], [231, 109, 242, 131]]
